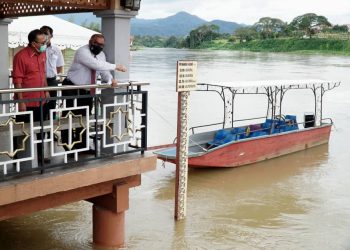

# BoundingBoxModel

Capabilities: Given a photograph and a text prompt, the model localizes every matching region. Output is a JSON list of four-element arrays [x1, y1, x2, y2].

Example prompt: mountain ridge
[[56, 11, 244, 37]]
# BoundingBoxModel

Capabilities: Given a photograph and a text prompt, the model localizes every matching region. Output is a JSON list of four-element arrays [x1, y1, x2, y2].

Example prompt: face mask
[[39, 44, 47, 53], [90, 44, 103, 55], [33, 41, 47, 53]]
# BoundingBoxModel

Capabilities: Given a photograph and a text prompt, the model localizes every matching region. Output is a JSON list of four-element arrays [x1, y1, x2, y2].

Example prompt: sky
[[137, 0, 350, 25]]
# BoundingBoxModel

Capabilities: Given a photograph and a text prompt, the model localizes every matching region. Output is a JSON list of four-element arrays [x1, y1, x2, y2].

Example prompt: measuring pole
[[175, 60, 197, 220]]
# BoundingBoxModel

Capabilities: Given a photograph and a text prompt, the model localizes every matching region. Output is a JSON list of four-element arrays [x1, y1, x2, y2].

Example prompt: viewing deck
[[0, 82, 157, 247], [0, 152, 156, 221]]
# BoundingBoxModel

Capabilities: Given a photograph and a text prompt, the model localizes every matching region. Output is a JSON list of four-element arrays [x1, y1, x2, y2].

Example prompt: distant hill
[[209, 20, 243, 34], [132, 11, 207, 36], [56, 11, 244, 37]]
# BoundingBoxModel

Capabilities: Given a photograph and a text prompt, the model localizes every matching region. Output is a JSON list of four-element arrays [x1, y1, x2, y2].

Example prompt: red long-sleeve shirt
[[12, 46, 47, 107]]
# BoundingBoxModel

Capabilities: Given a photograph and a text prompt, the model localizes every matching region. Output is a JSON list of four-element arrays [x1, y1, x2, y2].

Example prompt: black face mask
[[90, 44, 103, 55]]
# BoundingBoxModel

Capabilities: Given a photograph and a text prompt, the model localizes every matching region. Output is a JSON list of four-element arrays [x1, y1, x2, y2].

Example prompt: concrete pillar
[[0, 18, 12, 90], [93, 205, 125, 248], [91, 182, 131, 247], [0, 19, 13, 172], [94, 10, 137, 153], [95, 9, 137, 80]]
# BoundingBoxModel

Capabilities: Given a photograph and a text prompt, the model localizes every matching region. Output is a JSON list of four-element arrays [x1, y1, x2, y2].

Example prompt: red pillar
[[90, 181, 133, 248], [93, 205, 125, 248]]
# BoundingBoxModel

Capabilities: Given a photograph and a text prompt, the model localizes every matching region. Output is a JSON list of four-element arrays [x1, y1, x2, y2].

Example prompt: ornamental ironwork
[[0, 82, 148, 178], [106, 107, 133, 142], [0, 0, 110, 18], [54, 111, 87, 151], [0, 117, 30, 158]]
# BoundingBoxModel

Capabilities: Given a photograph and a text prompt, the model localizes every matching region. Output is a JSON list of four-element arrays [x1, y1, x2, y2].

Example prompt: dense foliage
[[228, 38, 350, 53], [132, 12, 350, 54], [289, 13, 332, 38]]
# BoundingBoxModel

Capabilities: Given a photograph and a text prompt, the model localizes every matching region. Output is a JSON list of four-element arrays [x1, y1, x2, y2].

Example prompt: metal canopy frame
[[196, 81, 341, 129], [0, 0, 110, 18]]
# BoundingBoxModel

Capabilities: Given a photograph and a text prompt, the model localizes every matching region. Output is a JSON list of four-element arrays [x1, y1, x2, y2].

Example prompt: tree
[[290, 13, 332, 38], [187, 24, 220, 48], [332, 25, 349, 33], [133, 36, 166, 48], [254, 17, 287, 39], [165, 36, 182, 48], [88, 22, 101, 32], [234, 27, 257, 43], [80, 20, 101, 32]]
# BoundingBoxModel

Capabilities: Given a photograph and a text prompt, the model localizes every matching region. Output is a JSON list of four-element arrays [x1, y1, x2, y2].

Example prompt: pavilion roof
[[0, 0, 110, 18]]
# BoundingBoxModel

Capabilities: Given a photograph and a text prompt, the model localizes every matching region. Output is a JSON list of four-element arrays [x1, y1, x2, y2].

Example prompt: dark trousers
[[61, 78, 93, 150], [14, 105, 48, 162], [46, 77, 59, 115]]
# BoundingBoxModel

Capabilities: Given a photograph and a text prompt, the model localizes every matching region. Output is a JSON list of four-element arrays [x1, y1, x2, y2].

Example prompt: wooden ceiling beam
[[0, 0, 109, 9], [0, 0, 111, 18]]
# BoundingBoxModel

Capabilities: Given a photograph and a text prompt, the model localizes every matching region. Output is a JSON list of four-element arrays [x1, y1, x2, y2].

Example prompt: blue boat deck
[[155, 115, 300, 160]]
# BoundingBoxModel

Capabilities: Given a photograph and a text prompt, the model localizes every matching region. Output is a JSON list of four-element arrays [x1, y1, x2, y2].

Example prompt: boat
[[154, 80, 340, 168]]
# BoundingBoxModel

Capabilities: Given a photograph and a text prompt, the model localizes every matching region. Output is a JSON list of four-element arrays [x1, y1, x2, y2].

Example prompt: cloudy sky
[[137, 0, 350, 25]]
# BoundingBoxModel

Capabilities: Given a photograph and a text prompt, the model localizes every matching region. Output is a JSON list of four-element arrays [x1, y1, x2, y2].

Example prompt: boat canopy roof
[[197, 79, 340, 93]]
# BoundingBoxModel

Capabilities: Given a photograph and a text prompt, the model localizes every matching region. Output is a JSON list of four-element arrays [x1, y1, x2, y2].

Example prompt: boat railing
[[189, 116, 267, 135], [190, 122, 224, 135], [0, 82, 149, 180], [321, 118, 333, 125], [191, 115, 334, 136], [197, 117, 334, 150]]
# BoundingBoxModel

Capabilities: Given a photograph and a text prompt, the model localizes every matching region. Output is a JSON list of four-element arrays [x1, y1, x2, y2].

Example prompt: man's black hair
[[28, 29, 44, 44], [40, 25, 53, 36]]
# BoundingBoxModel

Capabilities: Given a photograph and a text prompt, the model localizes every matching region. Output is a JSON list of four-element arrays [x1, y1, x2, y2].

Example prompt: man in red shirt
[[13, 29, 50, 165]]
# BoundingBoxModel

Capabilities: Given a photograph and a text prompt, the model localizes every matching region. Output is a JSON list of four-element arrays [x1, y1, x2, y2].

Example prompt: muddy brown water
[[0, 48, 349, 250]]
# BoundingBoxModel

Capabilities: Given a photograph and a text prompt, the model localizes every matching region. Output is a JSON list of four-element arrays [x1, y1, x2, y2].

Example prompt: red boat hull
[[166, 125, 332, 168]]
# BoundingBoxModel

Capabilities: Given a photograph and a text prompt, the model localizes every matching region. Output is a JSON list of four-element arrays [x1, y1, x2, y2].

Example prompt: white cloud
[[138, 0, 350, 25]]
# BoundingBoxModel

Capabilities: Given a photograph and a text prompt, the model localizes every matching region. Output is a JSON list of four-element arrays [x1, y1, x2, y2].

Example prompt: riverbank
[[195, 38, 350, 55], [133, 38, 350, 55]]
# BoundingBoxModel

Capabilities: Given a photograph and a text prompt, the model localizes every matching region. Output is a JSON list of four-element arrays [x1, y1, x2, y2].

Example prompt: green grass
[[195, 38, 350, 55]]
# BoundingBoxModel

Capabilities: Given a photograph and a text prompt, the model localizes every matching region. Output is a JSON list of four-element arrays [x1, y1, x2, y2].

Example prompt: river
[[0, 48, 349, 250]]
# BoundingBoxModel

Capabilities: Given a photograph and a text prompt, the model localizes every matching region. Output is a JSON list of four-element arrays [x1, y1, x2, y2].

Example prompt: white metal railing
[[0, 82, 149, 179]]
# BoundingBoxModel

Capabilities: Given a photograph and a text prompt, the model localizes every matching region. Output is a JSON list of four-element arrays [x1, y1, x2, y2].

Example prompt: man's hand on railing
[[45, 91, 50, 99], [116, 65, 127, 72], [111, 79, 118, 87], [19, 102, 26, 112]]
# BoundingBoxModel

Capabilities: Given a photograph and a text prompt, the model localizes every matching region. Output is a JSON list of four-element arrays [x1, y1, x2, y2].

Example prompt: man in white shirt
[[40, 26, 64, 116], [61, 34, 126, 151]]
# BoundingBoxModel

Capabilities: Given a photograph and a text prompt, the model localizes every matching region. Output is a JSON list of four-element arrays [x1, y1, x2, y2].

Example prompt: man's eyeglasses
[[94, 42, 105, 48], [35, 41, 46, 46]]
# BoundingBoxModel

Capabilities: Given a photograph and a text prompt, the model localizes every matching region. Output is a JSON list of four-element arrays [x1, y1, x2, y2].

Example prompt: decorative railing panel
[[0, 83, 148, 180], [0, 0, 110, 18]]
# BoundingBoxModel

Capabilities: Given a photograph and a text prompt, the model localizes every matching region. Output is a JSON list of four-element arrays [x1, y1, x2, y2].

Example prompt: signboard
[[176, 61, 198, 92]]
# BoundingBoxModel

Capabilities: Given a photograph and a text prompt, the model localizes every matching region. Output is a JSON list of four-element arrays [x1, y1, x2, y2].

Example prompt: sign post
[[175, 60, 197, 220]]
